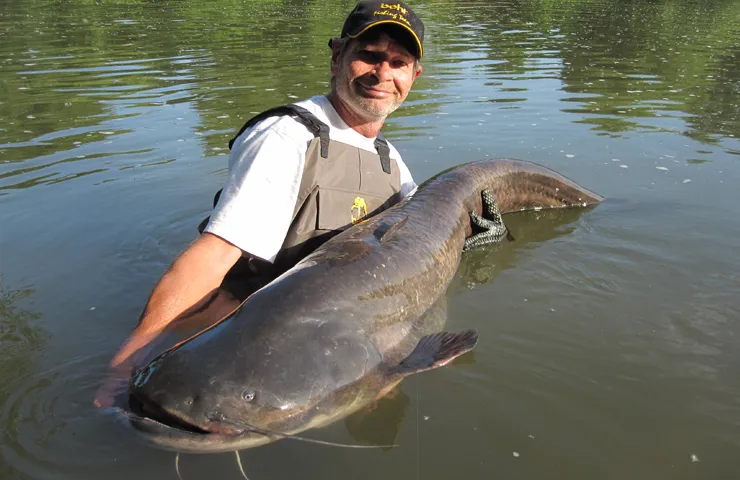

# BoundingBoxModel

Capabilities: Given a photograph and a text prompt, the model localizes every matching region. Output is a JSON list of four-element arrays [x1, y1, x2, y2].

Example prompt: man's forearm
[[95, 233, 242, 408], [110, 233, 242, 368], [110, 268, 210, 368]]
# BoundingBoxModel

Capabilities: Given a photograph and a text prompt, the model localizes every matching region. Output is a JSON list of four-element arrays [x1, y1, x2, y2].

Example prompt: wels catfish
[[121, 159, 603, 453]]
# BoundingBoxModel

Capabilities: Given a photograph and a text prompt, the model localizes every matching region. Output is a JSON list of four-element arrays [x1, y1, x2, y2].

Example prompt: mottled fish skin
[[122, 159, 603, 453]]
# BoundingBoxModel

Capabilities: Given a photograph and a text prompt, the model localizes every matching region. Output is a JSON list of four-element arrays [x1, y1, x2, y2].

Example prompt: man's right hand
[[93, 327, 160, 408]]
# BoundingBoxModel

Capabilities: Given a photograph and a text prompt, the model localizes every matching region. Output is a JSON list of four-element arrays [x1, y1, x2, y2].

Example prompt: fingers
[[93, 377, 127, 408], [93, 363, 132, 408]]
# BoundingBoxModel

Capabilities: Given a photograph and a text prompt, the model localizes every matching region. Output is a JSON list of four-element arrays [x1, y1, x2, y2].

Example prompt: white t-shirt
[[204, 95, 416, 263]]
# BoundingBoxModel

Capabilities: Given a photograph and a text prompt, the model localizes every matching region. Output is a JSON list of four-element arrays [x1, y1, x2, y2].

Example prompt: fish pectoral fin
[[389, 330, 479, 376]]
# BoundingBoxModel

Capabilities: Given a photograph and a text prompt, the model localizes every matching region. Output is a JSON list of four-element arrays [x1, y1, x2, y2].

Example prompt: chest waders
[[199, 104, 403, 301]]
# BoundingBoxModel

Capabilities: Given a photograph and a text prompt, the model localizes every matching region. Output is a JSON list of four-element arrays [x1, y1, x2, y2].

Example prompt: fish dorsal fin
[[374, 216, 408, 244], [389, 330, 478, 376]]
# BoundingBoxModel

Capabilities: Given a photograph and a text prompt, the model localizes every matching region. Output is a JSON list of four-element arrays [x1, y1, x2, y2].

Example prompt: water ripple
[[0, 354, 144, 479]]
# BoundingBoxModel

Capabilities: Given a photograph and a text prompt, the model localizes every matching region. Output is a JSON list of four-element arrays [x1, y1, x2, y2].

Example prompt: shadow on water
[[343, 205, 598, 446], [345, 386, 411, 450]]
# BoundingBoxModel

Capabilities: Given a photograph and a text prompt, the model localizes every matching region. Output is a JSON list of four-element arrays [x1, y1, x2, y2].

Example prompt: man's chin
[[353, 97, 401, 120], [333, 84, 401, 122]]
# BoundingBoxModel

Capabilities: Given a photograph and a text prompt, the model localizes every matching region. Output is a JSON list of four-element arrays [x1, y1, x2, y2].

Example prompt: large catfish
[[122, 159, 602, 453]]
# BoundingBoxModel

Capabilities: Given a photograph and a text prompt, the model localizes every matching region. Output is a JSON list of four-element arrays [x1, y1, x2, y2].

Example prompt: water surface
[[1, 0, 739, 478]]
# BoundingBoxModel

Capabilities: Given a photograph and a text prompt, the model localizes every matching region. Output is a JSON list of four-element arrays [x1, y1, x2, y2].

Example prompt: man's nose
[[373, 61, 393, 82]]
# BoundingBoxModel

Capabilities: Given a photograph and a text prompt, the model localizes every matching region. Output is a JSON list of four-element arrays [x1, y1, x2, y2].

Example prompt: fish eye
[[241, 390, 256, 402]]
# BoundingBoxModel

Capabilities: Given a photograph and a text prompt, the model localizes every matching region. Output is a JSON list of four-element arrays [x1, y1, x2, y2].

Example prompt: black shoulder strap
[[228, 103, 390, 172], [200, 105, 334, 235], [374, 132, 392, 174], [228, 104, 330, 159]]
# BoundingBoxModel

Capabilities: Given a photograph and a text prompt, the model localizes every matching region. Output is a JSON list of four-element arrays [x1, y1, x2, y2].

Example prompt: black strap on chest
[[228, 105, 330, 158], [228, 103, 392, 173], [375, 133, 392, 174]]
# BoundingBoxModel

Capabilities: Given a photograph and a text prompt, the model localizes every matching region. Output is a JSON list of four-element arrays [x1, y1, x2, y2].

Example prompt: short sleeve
[[386, 142, 416, 198], [204, 121, 309, 263], [397, 157, 417, 198]]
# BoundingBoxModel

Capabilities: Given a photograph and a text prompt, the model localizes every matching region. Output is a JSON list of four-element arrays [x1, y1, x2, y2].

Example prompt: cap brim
[[347, 20, 423, 59]]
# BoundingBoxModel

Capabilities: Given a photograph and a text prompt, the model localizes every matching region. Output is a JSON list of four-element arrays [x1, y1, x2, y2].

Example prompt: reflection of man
[[95, 0, 425, 407]]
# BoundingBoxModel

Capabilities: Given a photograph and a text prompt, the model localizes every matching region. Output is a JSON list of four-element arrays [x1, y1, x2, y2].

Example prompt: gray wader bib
[[199, 104, 403, 301]]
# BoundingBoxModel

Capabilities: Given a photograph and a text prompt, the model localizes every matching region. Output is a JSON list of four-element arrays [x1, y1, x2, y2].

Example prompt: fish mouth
[[127, 392, 245, 436], [128, 392, 209, 434], [111, 406, 271, 454]]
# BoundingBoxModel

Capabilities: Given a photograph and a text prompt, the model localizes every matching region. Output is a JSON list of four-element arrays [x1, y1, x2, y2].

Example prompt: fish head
[[126, 312, 383, 450]]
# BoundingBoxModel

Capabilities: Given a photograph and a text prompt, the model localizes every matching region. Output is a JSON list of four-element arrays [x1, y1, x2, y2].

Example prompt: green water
[[1, 0, 739, 478]]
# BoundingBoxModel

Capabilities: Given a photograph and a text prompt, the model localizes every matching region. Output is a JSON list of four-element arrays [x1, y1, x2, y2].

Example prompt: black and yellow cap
[[339, 0, 424, 59]]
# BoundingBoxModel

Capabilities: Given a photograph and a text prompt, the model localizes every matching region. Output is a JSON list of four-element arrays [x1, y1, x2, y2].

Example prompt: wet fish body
[[124, 159, 603, 453]]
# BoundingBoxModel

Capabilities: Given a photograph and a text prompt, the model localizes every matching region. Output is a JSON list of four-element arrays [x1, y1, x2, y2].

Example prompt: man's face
[[331, 31, 422, 122]]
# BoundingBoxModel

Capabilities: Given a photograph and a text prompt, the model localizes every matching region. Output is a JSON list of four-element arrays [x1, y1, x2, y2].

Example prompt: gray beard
[[354, 94, 401, 119], [335, 79, 401, 121]]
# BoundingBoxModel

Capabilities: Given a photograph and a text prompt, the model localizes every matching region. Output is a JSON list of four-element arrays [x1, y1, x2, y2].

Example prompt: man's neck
[[327, 93, 385, 138]]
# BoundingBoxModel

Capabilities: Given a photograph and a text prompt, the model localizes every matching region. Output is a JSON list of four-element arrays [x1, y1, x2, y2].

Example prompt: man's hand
[[93, 327, 160, 408]]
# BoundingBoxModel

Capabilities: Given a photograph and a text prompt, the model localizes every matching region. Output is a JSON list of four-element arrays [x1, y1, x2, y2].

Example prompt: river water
[[1, 0, 739, 478]]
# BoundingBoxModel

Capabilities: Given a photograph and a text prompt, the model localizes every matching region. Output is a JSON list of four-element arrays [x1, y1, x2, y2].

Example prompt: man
[[94, 0, 424, 408]]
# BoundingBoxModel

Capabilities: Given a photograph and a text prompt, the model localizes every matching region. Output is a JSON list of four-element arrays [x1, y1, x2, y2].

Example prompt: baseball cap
[[338, 0, 424, 59]]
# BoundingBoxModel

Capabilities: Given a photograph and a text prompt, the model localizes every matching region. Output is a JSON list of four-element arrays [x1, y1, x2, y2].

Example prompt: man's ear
[[330, 37, 342, 77], [413, 63, 423, 80]]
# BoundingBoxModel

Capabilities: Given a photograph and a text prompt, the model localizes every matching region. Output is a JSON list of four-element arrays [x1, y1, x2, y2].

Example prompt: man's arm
[[94, 232, 242, 407], [95, 115, 309, 408]]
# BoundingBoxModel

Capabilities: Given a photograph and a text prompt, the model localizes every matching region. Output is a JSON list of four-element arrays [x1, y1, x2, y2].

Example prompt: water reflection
[[345, 386, 411, 449], [0, 284, 46, 347], [0, 283, 48, 479], [427, 0, 740, 144], [2, 0, 739, 193], [452, 206, 597, 292]]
